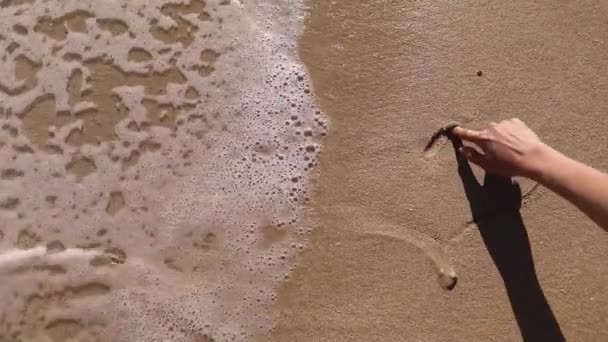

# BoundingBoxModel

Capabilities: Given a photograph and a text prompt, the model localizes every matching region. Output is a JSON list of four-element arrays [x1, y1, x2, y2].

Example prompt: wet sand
[[0, 1, 324, 340], [270, 0, 608, 340]]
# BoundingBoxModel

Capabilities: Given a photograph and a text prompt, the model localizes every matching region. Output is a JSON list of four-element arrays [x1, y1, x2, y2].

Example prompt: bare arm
[[452, 119, 608, 232], [533, 146, 608, 231]]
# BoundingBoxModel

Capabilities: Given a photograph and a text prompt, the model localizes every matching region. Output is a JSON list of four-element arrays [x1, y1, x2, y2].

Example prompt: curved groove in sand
[[367, 230, 457, 290]]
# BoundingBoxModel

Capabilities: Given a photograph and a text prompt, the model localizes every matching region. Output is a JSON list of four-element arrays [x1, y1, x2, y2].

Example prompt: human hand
[[451, 119, 549, 179]]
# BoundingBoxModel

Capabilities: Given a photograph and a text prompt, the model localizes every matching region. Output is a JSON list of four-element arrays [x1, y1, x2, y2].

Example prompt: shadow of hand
[[451, 137, 565, 342]]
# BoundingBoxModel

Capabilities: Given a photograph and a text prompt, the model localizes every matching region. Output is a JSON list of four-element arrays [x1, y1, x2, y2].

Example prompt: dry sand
[[269, 0, 608, 341]]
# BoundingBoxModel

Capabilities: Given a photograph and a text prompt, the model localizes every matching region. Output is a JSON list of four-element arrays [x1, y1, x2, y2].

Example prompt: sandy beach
[[0, 0, 607, 341], [269, 0, 608, 340]]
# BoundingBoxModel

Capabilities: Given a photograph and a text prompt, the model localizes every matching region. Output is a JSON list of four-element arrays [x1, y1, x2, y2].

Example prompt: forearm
[[533, 146, 608, 231]]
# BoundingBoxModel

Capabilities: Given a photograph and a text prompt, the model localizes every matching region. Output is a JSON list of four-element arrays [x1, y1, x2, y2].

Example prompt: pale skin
[[452, 119, 608, 232]]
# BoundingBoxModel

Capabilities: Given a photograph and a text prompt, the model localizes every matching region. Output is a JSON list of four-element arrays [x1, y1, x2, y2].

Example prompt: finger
[[460, 146, 490, 170], [451, 126, 485, 143]]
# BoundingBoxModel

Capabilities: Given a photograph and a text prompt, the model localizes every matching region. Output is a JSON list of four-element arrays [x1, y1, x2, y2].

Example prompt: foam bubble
[[0, 0, 326, 340]]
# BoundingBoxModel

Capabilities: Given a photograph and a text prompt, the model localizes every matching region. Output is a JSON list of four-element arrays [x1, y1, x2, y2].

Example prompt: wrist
[[526, 143, 563, 184]]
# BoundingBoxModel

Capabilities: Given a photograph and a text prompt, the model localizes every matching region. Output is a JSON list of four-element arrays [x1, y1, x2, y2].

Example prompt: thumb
[[460, 146, 490, 170]]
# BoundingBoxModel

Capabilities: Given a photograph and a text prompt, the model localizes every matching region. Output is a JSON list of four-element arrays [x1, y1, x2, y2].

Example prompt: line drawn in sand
[[345, 208, 457, 291], [416, 122, 548, 288], [448, 181, 545, 242], [423, 123, 459, 160], [423, 124, 547, 242], [367, 229, 458, 290], [346, 125, 550, 291]]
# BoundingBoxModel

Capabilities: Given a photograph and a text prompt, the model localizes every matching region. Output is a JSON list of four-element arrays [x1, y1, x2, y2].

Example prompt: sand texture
[[270, 0, 608, 341], [0, 0, 325, 340], [1, 0, 607, 341]]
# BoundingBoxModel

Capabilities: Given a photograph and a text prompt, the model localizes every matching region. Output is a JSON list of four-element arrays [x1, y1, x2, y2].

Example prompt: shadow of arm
[[450, 136, 565, 342]]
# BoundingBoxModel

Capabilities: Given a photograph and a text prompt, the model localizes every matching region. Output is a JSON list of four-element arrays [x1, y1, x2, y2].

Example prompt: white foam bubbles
[[0, 0, 326, 340]]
